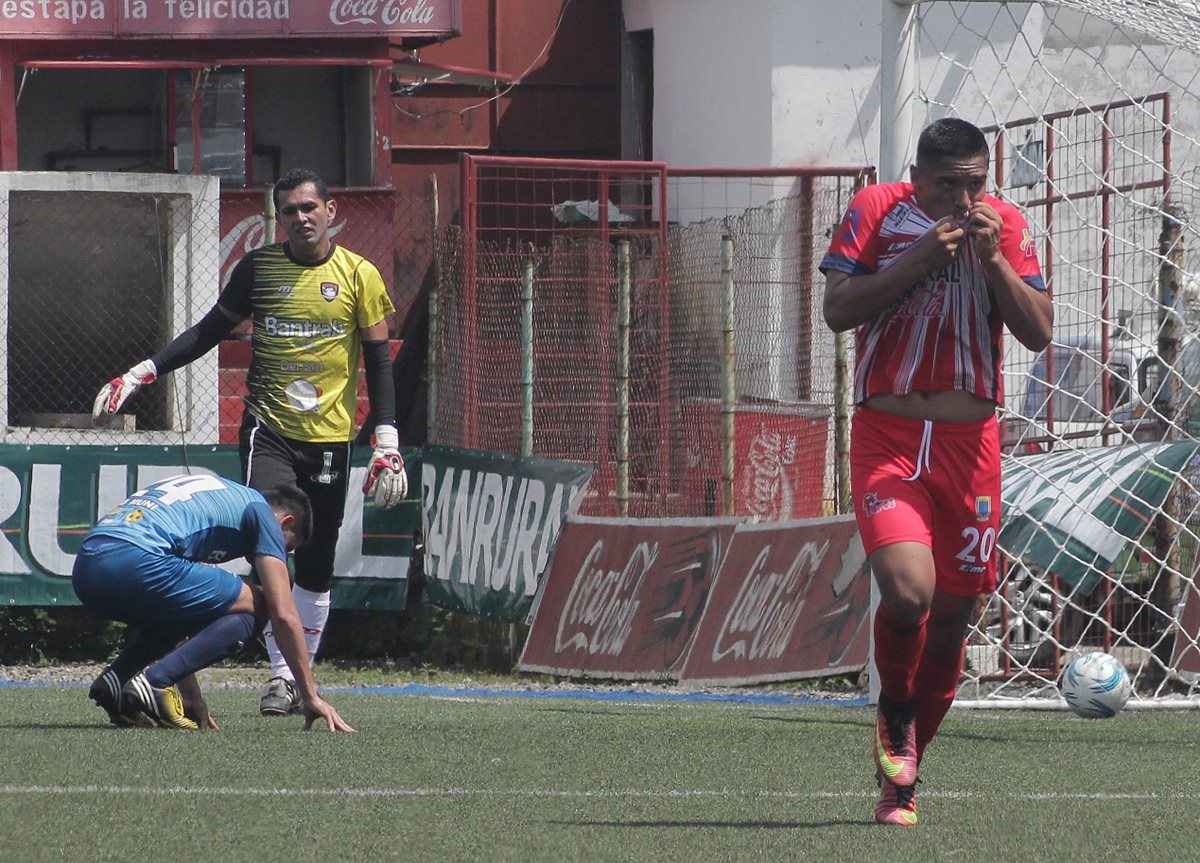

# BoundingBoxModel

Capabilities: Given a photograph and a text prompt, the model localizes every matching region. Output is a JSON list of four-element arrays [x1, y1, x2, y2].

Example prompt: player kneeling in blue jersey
[[72, 474, 354, 732]]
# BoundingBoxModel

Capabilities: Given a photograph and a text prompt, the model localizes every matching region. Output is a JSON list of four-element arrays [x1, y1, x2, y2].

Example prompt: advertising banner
[[521, 515, 872, 683], [0, 445, 416, 609], [419, 446, 593, 622], [518, 518, 740, 679], [0, 1, 461, 39], [679, 516, 871, 685]]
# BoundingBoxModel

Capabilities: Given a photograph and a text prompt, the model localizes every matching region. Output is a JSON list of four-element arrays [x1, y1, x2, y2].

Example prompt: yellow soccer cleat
[[121, 673, 199, 730]]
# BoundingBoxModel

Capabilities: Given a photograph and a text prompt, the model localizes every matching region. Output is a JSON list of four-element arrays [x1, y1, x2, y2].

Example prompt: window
[[0, 172, 221, 444], [174, 68, 247, 184], [18, 64, 377, 187]]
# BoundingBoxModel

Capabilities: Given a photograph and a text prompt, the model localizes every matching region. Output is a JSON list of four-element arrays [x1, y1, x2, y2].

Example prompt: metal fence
[[431, 159, 874, 518], [0, 173, 425, 448]]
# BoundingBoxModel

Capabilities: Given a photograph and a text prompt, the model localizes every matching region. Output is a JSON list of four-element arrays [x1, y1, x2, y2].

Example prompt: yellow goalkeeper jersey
[[220, 242, 395, 443]]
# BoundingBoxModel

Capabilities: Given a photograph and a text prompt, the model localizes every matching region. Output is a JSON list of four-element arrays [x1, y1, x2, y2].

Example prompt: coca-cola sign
[[520, 519, 737, 679], [680, 516, 871, 685], [0, 0, 461, 38]]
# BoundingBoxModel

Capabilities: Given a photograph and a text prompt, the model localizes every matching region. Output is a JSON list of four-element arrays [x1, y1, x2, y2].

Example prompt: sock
[[873, 607, 929, 703], [108, 630, 179, 686], [265, 586, 331, 681], [143, 612, 259, 689], [913, 640, 967, 761]]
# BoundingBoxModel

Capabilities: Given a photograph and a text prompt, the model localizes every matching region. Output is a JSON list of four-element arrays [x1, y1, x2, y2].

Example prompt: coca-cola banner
[[0, 1, 460, 38], [679, 516, 871, 684], [520, 514, 872, 683], [420, 446, 593, 622], [519, 518, 740, 680]]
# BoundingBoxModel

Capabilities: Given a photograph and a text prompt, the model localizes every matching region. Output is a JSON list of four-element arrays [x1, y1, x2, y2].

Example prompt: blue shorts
[[72, 536, 245, 636]]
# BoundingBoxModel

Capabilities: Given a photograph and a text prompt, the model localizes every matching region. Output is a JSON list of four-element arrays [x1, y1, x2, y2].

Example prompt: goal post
[[882, 0, 1200, 707]]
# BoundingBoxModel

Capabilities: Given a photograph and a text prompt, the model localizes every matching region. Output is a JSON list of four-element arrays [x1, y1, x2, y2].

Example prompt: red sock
[[872, 607, 928, 703], [913, 641, 966, 760]]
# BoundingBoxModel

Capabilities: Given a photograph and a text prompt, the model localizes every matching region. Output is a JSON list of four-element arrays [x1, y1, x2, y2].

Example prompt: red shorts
[[850, 406, 1001, 597]]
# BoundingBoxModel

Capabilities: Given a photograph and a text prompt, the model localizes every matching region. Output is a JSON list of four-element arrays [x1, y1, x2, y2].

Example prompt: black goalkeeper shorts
[[238, 411, 352, 593]]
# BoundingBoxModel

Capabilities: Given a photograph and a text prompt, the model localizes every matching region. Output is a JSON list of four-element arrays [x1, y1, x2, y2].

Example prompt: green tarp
[[1001, 440, 1199, 594]]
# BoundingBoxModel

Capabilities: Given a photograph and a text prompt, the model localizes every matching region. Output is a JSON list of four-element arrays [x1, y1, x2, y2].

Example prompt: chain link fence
[[1, 172, 430, 448], [431, 166, 873, 518]]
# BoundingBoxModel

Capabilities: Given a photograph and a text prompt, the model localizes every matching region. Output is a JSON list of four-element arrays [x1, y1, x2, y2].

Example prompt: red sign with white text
[[0, 0, 461, 38], [679, 516, 871, 685], [520, 515, 873, 684], [219, 189, 395, 294], [519, 518, 739, 680]]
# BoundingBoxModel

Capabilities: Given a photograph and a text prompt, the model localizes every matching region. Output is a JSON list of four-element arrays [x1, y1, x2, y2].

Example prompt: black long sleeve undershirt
[[149, 306, 238, 374], [362, 338, 397, 435]]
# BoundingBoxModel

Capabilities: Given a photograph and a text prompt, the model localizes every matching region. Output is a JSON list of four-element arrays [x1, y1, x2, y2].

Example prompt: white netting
[[911, 1, 1200, 705]]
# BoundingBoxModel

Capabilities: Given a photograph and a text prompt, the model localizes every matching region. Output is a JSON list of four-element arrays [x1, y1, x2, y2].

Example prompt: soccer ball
[[1059, 651, 1132, 718]]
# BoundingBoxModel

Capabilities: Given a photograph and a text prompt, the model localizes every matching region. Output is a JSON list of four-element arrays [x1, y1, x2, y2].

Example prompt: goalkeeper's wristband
[[373, 423, 400, 451]]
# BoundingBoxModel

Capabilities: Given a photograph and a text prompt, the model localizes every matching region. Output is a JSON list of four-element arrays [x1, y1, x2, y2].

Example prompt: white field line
[[0, 785, 1196, 801]]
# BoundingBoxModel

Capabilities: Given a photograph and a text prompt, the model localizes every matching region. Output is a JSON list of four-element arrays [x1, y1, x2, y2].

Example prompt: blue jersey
[[89, 474, 287, 566]]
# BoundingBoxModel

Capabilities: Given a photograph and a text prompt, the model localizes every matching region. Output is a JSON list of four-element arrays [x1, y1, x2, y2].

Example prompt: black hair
[[916, 118, 990, 167], [263, 484, 313, 547], [273, 168, 330, 209]]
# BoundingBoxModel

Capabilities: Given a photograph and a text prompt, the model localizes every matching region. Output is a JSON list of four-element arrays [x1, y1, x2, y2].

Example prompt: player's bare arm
[[823, 216, 965, 333], [253, 555, 356, 733], [966, 202, 1054, 351]]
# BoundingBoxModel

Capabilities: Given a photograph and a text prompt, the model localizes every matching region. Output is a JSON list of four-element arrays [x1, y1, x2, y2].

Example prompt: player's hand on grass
[[92, 359, 157, 425], [302, 695, 356, 733], [183, 698, 219, 730], [363, 423, 407, 510]]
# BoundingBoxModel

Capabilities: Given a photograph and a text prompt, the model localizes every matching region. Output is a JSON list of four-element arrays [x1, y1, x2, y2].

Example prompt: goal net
[[905, 0, 1200, 706]]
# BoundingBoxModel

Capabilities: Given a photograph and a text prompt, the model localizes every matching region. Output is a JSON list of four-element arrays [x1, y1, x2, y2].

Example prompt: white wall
[[624, 0, 884, 170], [623, 0, 775, 167], [623, 1, 1200, 174]]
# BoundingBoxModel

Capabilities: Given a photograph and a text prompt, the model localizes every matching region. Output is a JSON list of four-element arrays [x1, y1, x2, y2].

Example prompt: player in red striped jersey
[[821, 118, 1053, 826]]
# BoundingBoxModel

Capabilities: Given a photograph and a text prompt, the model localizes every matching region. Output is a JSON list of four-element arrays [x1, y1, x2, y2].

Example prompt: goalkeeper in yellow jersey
[[93, 168, 407, 717]]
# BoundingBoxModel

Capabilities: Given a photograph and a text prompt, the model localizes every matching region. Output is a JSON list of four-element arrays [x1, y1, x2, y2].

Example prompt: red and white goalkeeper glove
[[363, 423, 407, 510], [91, 359, 157, 425]]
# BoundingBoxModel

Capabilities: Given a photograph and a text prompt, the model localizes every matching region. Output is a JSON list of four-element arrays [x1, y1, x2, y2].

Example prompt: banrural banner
[[419, 445, 593, 622], [0, 445, 418, 609]]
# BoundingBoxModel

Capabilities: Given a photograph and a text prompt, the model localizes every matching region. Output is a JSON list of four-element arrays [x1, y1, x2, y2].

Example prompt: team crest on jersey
[[839, 208, 862, 244], [320, 282, 340, 301], [975, 496, 992, 521], [1020, 228, 1035, 258]]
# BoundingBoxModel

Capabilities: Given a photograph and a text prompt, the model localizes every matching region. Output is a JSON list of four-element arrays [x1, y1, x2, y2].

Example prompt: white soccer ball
[[1059, 651, 1132, 718]]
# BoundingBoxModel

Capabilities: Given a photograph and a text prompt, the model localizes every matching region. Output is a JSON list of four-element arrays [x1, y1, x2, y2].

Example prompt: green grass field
[[1, 682, 1198, 862]]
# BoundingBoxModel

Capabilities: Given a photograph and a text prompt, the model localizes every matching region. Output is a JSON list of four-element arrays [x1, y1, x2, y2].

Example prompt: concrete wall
[[623, 1, 1200, 175]]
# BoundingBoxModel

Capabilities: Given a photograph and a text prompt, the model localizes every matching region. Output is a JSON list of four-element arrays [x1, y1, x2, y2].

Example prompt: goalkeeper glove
[[92, 359, 157, 426], [363, 423, 407, 510]]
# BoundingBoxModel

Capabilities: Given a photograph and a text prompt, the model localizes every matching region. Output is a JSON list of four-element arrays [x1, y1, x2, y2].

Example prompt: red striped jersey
[[820, 182, 1045, 406]]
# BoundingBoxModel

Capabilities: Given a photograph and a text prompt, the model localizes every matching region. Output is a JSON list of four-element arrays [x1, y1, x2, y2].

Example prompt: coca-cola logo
[[711, 539, 830, 662], [329, 0, 436, 26], [740, 426, 797, 519], [220, 212, 345, 287], [555, 540, 658, 658]]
